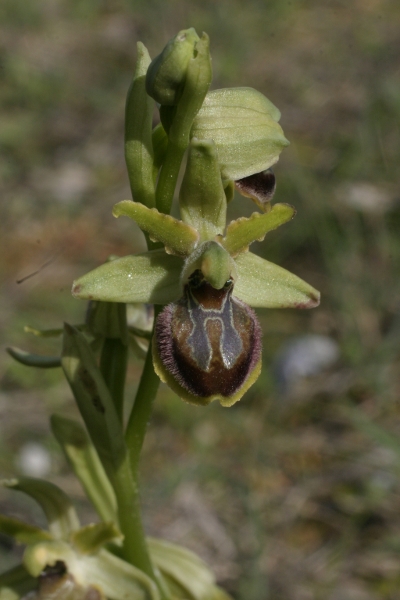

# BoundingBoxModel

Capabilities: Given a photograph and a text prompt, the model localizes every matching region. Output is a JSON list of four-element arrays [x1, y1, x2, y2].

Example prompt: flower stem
[[112, 456, 154, 574], [125, 312, 161, 474], [155, 140, 186, 215], [121, 308, 170, 598]]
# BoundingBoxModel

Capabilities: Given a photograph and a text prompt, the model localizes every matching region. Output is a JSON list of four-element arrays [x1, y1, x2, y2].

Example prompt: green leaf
[[0, 565, 37, 600], [3, 479, 79, 540], [148, 537, 215, 600], [6, 347, 61, 369], [125, 42, 156, 209], [0, 515, 52, 545], [179, 139, 227, 241], [72, 250, 183, 305], [191, 87, 289, 180], [71, 522, 122, 555], [234, 252, 320, 309], [221, 203, 295, 256], [113, 201, 199, 256], [50, 415, 117, 524], [24, 326, 63, 337], [61, 325, 127, 479]]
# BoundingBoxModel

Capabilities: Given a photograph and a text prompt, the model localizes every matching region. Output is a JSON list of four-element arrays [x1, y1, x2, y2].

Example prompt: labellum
[[154, 269, 262, 405]]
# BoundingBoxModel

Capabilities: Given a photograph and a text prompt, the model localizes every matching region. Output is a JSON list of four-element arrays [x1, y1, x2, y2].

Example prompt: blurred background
[[1, 0, 400, 598]]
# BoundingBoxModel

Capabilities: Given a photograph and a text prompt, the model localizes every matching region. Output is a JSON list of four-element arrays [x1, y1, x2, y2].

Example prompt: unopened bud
[[146, 28, 200, 105]]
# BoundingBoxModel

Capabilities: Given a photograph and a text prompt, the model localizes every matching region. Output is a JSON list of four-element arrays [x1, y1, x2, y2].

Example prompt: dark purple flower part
[[235, 168, 276, 212], [155, 270, 262, 402]]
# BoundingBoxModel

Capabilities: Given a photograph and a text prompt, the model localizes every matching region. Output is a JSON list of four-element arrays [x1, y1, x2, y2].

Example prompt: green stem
[[111, 455, 155, 577], [121, 308, 170, 598], [125, 316, 161, 474], [155, 141, 186, 215]]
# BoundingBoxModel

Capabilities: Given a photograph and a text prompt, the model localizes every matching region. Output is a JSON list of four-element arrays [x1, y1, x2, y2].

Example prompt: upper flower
[[72, 136, 319, 407]]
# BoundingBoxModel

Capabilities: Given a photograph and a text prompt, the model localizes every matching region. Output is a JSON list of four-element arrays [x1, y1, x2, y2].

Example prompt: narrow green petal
[[221, 203, 295, 256], [234, 252, 320, 308], [3, 478, 79, 541], [71, 522, 122, 555], [113, 201, 199, 256], [6, 347, 61, 369], [72, 250, 183, 305], [0, 515, 52, 545], [50, 415, 117, 524], [61, 325, 126, 479]]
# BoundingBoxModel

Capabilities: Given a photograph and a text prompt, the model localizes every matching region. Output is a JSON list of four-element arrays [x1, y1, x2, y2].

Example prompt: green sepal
[[221, 203, 295, 256], [125, 42, 155, 208], [2, 478, 80, 540], [71, 522, 122, 555], [234, 252, 320, 308], [61, 324, 127, 478], [191, 87, 289, 180], [50, 415, 117, 524], [72, 250, 183, 305], [0, 515, 52, 545], [113, 200, 199, 256], [179, 139, 227, 241], [6, 347, 61, 369], [148, 537, 216, 600], [0, 565, 37, 600], [24, 542, 159, 600]]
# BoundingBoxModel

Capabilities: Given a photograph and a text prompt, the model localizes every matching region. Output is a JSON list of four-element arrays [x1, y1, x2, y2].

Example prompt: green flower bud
[[146, 28, 200, 105], [191, 87, 290, 180]]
